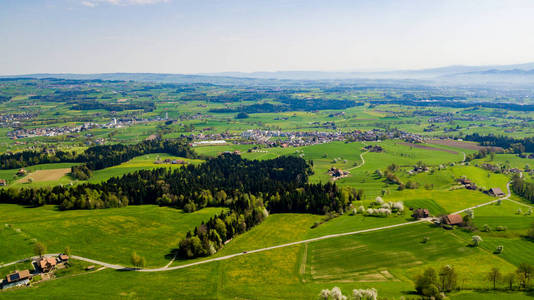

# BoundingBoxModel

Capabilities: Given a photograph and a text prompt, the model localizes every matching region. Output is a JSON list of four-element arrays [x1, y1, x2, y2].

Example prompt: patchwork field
[[1, 141, 534, 299]]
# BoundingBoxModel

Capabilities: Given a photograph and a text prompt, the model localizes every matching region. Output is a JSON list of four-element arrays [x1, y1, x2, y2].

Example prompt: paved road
[[0, 177, 521, 273], [0, 220, 428, 272]]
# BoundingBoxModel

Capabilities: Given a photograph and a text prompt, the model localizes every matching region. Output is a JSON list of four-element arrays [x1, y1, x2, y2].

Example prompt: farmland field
[[1, 77, 534, 299]]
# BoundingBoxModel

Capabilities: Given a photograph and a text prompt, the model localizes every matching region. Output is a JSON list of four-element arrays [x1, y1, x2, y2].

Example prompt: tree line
[[210, 98, 362, 114], [464, 133, 534, 153], [511, 174, 534, 204], [0, 139, 195, 173]]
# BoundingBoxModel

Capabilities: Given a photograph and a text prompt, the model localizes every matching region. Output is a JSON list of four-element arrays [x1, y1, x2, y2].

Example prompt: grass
[[305, 223, 516, 288], [88, 153, 203, 183], [0, 204, 225, 267]]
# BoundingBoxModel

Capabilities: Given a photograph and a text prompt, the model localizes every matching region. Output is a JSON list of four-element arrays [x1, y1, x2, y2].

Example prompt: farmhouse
[[411, 208, 430, 219], [16, 168, 27, 176], [0, 179, 6, 186], [442, 214, 463, 225], [489, 187, 505, 197], [2, 270, 31, 290], [58, 254, 69, 262], [38, 257, 57, 273]]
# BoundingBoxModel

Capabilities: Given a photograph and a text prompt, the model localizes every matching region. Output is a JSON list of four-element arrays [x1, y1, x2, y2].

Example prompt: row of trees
[[464, 133, 534, 153], [176, 196, 268, 258], [415, 263, 534, 299], [511, 174, 534, 204]]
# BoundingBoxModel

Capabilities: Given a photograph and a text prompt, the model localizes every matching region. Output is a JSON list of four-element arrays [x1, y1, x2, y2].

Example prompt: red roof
[[444, 214, 463, 225]]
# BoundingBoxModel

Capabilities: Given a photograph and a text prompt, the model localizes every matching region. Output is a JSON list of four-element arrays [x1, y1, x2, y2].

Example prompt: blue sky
[[1, 0, 534, 74]]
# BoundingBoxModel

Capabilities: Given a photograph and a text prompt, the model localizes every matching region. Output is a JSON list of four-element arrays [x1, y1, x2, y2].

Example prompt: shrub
[[131, 252, 146, 268], [235, 112, 249, 119], [352, 288, 377, 300], [495, 245, 504, 254], [472, 235, 483, 246], [34, 242, 46, 257], [495, 225, 507, 232]]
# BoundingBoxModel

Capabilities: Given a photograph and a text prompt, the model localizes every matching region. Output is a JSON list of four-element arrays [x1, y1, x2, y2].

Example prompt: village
[[7, 116, 167, 139]]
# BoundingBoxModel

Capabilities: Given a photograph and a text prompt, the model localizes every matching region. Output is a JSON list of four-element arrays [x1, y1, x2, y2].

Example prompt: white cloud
[[81, 0, 169, 7], [81, 1, 97, 7]]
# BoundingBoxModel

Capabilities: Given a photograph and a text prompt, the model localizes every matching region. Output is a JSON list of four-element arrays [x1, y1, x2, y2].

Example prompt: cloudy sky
[[1, 0, 534, 74]]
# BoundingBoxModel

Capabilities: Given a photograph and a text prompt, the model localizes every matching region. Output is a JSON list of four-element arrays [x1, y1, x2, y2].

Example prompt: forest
[[464, 133, 534, 153], [210, 98, 362, 113], [511, 174, 534, 203], [0, 154, 353, 259]]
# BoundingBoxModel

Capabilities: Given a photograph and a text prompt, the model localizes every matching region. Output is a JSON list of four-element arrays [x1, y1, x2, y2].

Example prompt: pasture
[[0, 204, 225, 267]]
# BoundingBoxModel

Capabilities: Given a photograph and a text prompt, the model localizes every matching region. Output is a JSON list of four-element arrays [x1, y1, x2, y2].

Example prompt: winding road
[[0, 176, 521, 273], [347, 150, 368, 171]]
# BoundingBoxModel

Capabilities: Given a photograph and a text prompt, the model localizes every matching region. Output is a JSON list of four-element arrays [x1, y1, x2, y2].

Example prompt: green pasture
[[0, 204, 225, 267]]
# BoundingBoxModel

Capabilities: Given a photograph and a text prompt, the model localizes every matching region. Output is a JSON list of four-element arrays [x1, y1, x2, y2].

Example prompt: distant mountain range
[[4, 62, 534, 86], [203, 62, 534, 82]]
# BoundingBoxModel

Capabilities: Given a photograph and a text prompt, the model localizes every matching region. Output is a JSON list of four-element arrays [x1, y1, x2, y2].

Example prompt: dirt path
[[0, 178, 519, 273], [347, 151, 368, 171]]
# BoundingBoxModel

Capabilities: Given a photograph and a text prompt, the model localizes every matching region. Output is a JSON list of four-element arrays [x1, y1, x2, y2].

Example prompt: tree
[[329, 287, 346, 300], [528, 222, 534, 240], [415, 267, 438, 294], [438, 265, 457, 292], [64, 246, 71, 256], [472, 235, 483, 247], [319, 289, 330, 300], [235, 112, 249, 119], [352, 288, 377, 300], [34, 242, 46, 257], [422, 284, 442, 299], [504, 273, 516, 290], [465, 209, 474, 219], [131, 251, 145, 268], [487, 267, 502, 290], [516, 263, 533, 288]]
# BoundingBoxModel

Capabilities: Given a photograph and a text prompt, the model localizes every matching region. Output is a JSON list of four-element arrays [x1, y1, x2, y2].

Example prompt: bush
[[495, 225, 507, 232], [495, 245, 504, 254], [235, 112, 249, 119], [131, 251, 146, 268]]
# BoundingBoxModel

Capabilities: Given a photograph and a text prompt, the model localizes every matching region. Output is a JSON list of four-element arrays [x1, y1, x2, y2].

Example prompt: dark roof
[[490, 187, 504, 195], [412, 208, 430, 218]]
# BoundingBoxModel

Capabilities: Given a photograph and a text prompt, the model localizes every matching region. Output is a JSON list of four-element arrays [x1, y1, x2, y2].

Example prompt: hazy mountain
[[4, 62, 534, 86]]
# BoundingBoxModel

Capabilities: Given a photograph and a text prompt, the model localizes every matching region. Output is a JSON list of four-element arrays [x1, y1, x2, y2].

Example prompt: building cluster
[[7, 116, 167, 139], [239, 129, 425, 147], [0, 113, 36, 127], [1, 254, 69, 290]]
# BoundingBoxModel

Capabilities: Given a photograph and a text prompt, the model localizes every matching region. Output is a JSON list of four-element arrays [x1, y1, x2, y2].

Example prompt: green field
[[0, 204, 225, 267]]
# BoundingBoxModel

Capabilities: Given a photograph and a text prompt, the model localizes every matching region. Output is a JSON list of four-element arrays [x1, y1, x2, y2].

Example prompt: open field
[[0, 204, 225, 267], [15, 168, 71, 184], [428, 139, 503, 152]]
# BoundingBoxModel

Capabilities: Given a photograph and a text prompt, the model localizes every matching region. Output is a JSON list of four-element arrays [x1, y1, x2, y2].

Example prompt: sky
[[1, 0, 534, 75]]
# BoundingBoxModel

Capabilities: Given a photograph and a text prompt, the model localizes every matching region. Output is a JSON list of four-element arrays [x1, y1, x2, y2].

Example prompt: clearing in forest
[[16, 168, 71, 184]]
